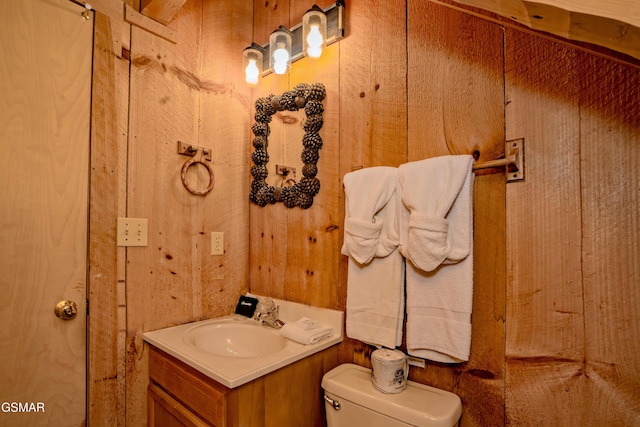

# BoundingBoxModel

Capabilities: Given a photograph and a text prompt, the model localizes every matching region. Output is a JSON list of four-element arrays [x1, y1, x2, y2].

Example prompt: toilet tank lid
[[321, 364, 462, 427]]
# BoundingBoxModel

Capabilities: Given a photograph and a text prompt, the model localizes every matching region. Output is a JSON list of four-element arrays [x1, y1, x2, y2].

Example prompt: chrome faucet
[[254, 297, 285, 329]]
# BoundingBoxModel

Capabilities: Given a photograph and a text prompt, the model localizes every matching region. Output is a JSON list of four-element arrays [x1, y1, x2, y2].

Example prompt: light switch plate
[[117, 217, 148, 247], [211, 232, 224, 255]]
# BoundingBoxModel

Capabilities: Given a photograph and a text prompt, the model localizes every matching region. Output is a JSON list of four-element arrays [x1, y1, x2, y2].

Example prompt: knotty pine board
[[125, 0, 252, 425], [248, 0, 340, 309], [333, 0, 410, 367], [199, 0, 253, 318], [505, 28, 640, 425], [88, 9, 131, 427], [406, 2, 507, 426]]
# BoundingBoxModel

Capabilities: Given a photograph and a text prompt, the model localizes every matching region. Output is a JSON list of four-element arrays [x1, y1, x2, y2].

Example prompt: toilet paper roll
[[371, 349, 409, 394]]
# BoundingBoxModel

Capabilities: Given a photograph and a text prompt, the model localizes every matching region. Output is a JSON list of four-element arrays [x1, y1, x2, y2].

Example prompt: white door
[[0, 0, 92, 425]]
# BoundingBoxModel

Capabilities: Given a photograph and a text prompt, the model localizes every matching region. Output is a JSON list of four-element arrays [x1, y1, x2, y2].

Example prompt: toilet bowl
[[322, 363, 462, 427]]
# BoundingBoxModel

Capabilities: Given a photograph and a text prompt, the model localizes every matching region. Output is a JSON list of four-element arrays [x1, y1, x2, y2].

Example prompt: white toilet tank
[[322, 364, 462, 427]]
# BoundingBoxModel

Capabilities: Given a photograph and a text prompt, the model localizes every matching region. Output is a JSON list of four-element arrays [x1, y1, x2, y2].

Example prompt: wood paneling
[[407, 3, 507, 426], [249, 0, 341, 308], [452, 0, 640, 60], [407, 1, 505, 162], [122, 0, 252, 425], [126, 2, 203, 423], [199, 0, 253, 318], [338, 0, 408, 171], [248, 1, 639, 426], [83, 0, 640, 424], [89, 8, 131, 427], [505, 28, 640, 426]]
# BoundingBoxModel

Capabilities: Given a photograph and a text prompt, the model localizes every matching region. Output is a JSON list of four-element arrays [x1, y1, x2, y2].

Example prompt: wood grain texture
[[406, 3, 507, 426], [248, 0, 293, 300], [149, 345, 338, 427], [126, 3, 202, 423], [334, 0, 409, 366], [452, 0, 640, 60], [0, 1, 92, 425], [141, 0, 187, 25], [148, 383, 211, 427], [199, 0, 253, 318], [338, 0, 408, 171], [579, 55, 640, 427], [505, 28, 640, 426], [248, 0, 341, 309], [89, 8, 131, 427], [80, 0, 640, 424], [149, 347, 227, 426], [408, 0, 505, 162], [125, 0, 251, 424], [285, 44, 341, 308]]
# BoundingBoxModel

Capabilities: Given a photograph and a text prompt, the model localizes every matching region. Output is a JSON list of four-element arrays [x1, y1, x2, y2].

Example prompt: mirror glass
[[249, 83, 326, 209], [264, 110, 305, 188]]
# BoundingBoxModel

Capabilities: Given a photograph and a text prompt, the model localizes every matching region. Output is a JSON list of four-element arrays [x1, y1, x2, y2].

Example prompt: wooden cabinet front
[[148, 344, 338, 427]]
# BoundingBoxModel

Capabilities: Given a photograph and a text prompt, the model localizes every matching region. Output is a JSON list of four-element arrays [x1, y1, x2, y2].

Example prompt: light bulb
[[245, 59, 259, 85], [273, 47, 290, 75], [242, 47, 263, 86], [306, 24, 323, 58]]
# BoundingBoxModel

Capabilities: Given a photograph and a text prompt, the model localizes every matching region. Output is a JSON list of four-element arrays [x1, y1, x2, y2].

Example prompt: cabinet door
[[148, 384, 212, 427]]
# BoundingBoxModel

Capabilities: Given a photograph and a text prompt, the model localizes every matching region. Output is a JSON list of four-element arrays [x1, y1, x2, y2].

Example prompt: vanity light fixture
[[242, 1, 344, 83]]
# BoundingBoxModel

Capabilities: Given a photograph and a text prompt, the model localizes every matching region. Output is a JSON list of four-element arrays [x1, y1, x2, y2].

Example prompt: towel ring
[[180, 147, 214, 196]]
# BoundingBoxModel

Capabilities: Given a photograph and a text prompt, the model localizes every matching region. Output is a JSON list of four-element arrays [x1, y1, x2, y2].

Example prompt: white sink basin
[[143, 297, 343, 388], [183, 319, 287, 358]]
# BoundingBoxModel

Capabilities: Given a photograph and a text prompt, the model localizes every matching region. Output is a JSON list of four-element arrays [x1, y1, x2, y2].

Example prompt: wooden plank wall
[[406, 4, 507, 425], [90, 0, 253, 425], [89, 8, 131, 426], [247, 1, 640, 426], [248, 0, 342, 308], [248, 0, 506, 425], [86, 0, 639, 425], [505, 29, 640, 426]]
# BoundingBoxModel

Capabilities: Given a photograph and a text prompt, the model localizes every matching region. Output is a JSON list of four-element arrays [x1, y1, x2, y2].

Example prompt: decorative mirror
[[249, 82, 326, 209]]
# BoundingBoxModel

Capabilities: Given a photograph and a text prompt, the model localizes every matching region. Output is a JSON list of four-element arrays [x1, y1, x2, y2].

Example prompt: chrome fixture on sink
[[254, 297, 285, 329]]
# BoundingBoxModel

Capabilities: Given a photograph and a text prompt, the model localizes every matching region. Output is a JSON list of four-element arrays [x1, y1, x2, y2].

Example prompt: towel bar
[[472, 138, 524, 182]]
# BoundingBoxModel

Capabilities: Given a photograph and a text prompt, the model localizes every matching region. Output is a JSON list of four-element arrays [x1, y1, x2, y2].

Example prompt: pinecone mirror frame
[[249, 82, 326, 209]]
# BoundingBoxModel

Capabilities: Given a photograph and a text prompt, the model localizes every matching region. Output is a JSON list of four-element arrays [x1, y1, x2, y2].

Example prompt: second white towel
[[342, 167, 404, 349], [399, 155, 475, 363], [280, 317, 334, 345]]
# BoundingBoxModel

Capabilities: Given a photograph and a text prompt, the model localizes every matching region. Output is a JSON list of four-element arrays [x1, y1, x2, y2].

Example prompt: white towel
[[280, 317, 334, 345], [399, 155, 474, 271], [342, 167, 399, 264], [342, 167, 404, 349], [399, 155, 474, 363], [345, 251, 405, 348]]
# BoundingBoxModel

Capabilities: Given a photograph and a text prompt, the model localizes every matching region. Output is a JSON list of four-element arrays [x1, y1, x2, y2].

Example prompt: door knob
[[54, 300, 78, 320]]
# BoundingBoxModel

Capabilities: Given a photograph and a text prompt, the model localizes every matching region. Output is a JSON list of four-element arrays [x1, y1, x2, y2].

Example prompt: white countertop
[[143, 297, 344, 388]]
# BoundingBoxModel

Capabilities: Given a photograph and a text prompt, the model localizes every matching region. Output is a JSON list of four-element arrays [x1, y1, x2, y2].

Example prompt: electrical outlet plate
[[117, 218, 148, 247], [211, 232, 224, 255]]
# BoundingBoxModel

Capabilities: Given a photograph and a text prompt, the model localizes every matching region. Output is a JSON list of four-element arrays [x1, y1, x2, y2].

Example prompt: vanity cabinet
[[147, 345, 338, 427]]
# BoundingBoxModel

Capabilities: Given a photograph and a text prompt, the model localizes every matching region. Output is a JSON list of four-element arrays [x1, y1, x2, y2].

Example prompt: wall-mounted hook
[[177, 141, 214, 195], [178, 141, 212, 161]]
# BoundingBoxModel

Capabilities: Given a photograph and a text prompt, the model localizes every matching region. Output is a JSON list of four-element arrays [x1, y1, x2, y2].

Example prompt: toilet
[[322, 364, 462, 427]]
